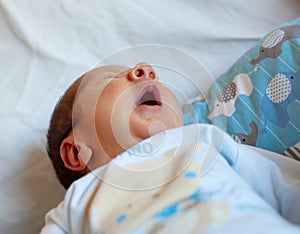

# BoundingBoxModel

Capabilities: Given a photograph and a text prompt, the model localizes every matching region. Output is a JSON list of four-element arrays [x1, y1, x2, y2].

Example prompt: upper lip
[[135, 85, 162, 106]]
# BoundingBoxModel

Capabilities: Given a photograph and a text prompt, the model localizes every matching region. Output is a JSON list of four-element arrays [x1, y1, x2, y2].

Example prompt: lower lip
[[135, 104, 162, 111]]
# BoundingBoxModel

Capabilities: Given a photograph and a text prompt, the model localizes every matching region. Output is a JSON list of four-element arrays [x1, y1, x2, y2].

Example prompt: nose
[[128, 62, 158, 81]]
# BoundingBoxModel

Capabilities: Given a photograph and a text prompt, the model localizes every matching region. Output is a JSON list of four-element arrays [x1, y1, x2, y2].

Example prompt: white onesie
[[41, 124, 300, 234]]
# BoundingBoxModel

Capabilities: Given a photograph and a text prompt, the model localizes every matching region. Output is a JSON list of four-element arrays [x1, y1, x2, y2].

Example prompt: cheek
[[94, 97, 111, 150], [95, 81, 129, 118], [163, 104, 183, 128], [95, 83, 137, 146], [162, 90, 184, 125], [94, 84, 121, 140]]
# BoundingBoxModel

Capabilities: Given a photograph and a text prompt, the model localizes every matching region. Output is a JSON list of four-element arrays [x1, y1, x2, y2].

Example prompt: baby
[[46, 62, 184, 189], [43, 63, 300, 233]]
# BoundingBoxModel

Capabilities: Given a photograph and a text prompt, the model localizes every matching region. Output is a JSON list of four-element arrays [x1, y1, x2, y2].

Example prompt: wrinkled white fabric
[[1, 1, 300, 233]]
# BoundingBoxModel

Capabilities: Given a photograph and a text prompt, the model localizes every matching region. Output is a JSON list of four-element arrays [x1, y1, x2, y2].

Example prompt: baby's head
[[47, 62, 184, 189]]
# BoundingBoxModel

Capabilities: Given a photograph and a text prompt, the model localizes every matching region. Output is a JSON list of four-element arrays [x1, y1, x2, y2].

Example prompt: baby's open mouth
[[136, 85, 162, 106]]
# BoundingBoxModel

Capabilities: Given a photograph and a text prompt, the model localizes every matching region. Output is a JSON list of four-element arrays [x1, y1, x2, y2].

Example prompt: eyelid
[[102, 73, 119, 80], [107, 69, 130, 79], [102, 68, 130, 79], [114, 69, 130, 78], [103, 75, 121, 80]]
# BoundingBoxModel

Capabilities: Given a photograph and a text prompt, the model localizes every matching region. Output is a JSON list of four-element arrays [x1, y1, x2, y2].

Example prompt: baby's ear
[[60, 134, 92, 171]]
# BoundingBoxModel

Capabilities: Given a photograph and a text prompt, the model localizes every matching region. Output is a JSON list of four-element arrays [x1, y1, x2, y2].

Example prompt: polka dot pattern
[[217, 82, 237, 103], [266, 73, 291, 104]]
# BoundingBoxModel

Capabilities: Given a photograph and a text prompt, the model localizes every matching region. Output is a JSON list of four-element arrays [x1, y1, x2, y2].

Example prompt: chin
[[130, 105, 183, 139], [133, 119, 180, 141], [148, 121, 168, 136]]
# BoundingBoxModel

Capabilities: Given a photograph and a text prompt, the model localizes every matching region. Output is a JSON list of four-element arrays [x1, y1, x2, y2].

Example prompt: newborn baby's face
[[74, 62, 183, 169]]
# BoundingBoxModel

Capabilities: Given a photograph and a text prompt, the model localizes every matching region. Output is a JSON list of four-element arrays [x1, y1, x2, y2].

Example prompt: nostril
[[134, 68, 144, 78], [149, 71, 156, 80]]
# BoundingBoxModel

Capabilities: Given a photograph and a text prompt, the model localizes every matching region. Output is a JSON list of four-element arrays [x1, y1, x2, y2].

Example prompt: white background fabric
[[0, 1, 299, 233]]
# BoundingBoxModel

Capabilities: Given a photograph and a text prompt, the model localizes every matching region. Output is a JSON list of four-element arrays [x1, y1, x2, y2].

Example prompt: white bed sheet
[[0, 0, 299, 233]]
